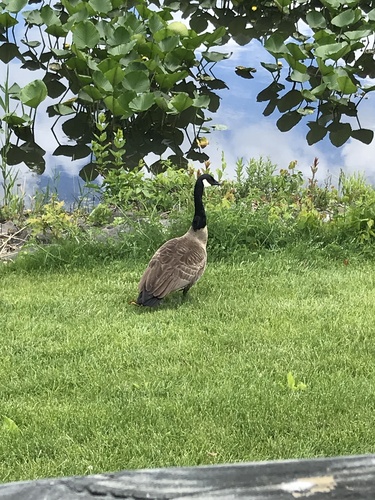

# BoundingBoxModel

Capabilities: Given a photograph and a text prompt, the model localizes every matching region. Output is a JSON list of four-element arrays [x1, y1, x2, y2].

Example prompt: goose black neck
[[192, 178, 206, 231]]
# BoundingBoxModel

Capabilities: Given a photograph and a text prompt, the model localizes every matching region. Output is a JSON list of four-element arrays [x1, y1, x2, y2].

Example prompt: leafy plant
[[87, 203, 113, 226], [1, 0, 374, 184], [287, 372, 307, 392], [27, 195, 79, 240], [1, 415, 21, 435], [0, 66, 26, 219]]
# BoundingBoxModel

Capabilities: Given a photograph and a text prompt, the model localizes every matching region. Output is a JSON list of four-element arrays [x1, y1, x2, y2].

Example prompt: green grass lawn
[[1, 249, 375, 483]]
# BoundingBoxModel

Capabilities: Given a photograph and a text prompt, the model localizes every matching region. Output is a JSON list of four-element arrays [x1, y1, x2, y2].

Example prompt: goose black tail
[[137, 290, 162, 307]]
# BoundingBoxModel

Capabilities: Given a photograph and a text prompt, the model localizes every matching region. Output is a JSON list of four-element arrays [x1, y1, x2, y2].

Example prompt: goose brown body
[[136, 174, 220, 306]]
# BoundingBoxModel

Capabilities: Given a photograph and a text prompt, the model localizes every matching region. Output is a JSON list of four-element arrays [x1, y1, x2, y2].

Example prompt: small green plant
[[87, 203, 113, 226], [0, 67, 27, 221], [287, 372, 307, 392], [27, 195, 79, 240], [1, 416, 21, 435]]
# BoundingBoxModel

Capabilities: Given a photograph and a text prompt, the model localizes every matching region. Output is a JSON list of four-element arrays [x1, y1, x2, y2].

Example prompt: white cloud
[[207, 120, 341, 183], [339, 96, 375, 181]]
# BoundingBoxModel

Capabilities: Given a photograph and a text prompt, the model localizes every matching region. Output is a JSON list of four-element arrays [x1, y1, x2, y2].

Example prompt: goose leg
[[182, 285, 192, 296]]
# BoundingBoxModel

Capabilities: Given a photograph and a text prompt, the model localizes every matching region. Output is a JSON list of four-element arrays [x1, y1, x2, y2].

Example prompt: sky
[[1, 14, 375, 203], [208, 38, 375, 184]]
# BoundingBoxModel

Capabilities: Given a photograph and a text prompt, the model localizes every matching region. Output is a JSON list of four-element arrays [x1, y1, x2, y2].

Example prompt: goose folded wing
[[140, 238, 206, 298]]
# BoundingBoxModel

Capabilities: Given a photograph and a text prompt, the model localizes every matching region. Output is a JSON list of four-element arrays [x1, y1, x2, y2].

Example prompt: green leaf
[[257, 82, 285, 102], [306, 10, 326, 28], [260, 62, 280, 73], [351, 129, 374, 144], [155, 95, 169, 111], [337, 75, 357, 94], [286, 43, 308, 60], [320, 0, 340, 7], [19, 80, 48, 108], [263, 99, 277, 117], [283, 54, 307, 73], [158, 36, 179, 53], [306, 122, 327, 145], [104, 95, 128, 116], [105, 66, 125, 87], [297, 107, 315, 116], [190, 13, 208, 33], [301, 89, 317, 101], [0, 42, 21, 63], [88, 0, 112, 14], [2, 113, 27, 126], [331, 9, 356, 27], [369, 8, 375, 21], [202, 51, 231, 62], [287, 372, 296, 390], [53, 144, 91, 159], [232, 29, 254, 47], [275, 0, 292, 9], [264, 33, 288, 55], [129, 93, 155, 112], [117, 91, 137, 118], [311, 83, 328, 96], [211, 124, 228, 131], [45, 24, 69, 38], [40, 5, 61, 26], [51, 48, 70, 58], [22, 39, 41, 48], [328, 122, 352, 147], [107, 26, 131, 46], [193, 94, 210, 108], [79, 162, 100, 181], [44, 78, 66, 99], [181, 33, 208, 50], [315, 42, 350, 61], [73, 21, 100, 49], [149, 12, 166, 34], [123, 71, 150, 93], [169, 92, 193, 113], [286, 372, 306, 391], [108, 41, 136, 57], [1, 416, 21, 434], [51, 104, 75, 116], [323, 72, 339, 91], [93, 71, 113, 93], [277, 90, 302, 112], [4, 0, 27, 13], [0, 12, 18, 28], [344, 29, 372, 41], [290, 69, 310, 83], [202, 26, 226, 45], [155, 71, 189, 90], [276, 111, 302, 132]]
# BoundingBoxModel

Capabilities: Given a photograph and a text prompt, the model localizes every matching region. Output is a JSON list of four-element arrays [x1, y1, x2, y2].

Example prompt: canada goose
[[136, 173, 221, 306]]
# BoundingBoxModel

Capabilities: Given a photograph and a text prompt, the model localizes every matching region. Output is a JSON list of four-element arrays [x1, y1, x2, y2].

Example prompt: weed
[[26, 195, 80, 240]]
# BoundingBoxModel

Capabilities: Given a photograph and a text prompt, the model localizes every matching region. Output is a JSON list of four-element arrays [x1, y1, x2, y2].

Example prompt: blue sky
[[1, 20, 375, 202], [208, 38, 375, 184]]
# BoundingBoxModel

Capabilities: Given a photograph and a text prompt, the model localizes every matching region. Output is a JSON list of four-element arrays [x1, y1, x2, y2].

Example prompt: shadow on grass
[[128, 292, 195, 313]]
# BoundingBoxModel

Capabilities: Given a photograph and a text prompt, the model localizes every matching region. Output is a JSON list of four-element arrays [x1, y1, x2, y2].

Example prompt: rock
[[0, 221, 18, 235]]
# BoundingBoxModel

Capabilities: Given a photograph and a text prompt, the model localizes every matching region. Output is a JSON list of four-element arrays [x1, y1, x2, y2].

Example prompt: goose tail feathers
[[137, 289, 162, 307]]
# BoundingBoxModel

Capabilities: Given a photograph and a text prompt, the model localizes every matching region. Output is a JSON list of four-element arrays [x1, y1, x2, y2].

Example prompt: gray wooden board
[[1, 454, 375, 499]]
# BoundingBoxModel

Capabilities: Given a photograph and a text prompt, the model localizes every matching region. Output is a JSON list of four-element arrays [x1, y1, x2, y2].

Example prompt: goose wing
[[138, 236, 207, 299]]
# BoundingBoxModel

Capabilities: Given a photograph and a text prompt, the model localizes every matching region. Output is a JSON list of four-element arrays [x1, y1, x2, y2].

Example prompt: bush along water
[[4, 121, 375, 265]]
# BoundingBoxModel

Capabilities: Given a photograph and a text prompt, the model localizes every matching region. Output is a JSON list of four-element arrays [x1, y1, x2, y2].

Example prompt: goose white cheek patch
[[202, 179, 212, 188]]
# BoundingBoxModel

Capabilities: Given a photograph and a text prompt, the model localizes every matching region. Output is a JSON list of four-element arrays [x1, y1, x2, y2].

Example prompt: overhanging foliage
[[0, 0, 374, 177]]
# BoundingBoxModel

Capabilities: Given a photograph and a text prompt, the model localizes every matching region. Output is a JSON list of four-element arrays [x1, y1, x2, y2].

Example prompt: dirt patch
[[0, 222, 31, 261]]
